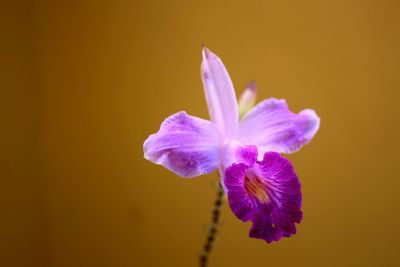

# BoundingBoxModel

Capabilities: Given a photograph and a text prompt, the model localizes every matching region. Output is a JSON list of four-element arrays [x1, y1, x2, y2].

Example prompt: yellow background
[[2, 0, 400, 266]]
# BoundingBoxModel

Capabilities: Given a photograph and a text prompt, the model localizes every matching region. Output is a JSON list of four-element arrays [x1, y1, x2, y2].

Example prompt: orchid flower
[[143, 48, 320, 243]]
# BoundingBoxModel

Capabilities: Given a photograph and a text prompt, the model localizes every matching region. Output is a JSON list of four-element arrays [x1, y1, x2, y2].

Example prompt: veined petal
[[201, 47, 239, 138], [224, 163, 257, 222], [144, 111, 222, 178], [224, 152, 302, 243], [219, 144, 258, 191], [237, 98, 320, 154]]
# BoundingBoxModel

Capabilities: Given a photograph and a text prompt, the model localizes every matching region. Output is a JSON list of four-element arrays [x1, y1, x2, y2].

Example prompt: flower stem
[[199, 182, 224, 267]]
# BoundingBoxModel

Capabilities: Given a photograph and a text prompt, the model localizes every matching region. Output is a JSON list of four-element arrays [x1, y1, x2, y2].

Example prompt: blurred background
[[2, 0, 400, 266]]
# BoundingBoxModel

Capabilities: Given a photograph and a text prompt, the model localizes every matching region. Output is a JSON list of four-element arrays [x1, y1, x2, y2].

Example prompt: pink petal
[[143, 112, 222, 178], [201, 48, 239, 138], [237, 98, 320, 154]]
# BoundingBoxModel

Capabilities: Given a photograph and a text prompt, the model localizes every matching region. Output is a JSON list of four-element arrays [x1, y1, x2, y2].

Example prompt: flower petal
[[224, 152, 302, 243], [224, 163, 257, 222], [221, 142, 258, 168], [143, 111, 222, 178], [238, 81, 257, 119], [237, 98, 320, 154], [219, 144, 258, 192], [201, 48, 239, 138]]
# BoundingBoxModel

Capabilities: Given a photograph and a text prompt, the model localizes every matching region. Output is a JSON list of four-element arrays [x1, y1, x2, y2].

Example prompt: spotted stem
[[199, 182, 224, 267]]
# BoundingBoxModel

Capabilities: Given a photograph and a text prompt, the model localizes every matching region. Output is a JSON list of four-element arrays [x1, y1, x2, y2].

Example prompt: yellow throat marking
[[244, 176, 270, 203]]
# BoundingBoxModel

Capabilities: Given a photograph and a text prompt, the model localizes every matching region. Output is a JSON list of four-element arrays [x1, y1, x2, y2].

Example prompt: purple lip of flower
[[224, 150, 302, 243], [143, 47, 320, 242]]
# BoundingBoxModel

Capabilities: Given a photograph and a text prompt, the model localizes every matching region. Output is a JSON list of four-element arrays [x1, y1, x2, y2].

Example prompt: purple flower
[[224, 150, 302, 243], [143, 48, 320, 243]]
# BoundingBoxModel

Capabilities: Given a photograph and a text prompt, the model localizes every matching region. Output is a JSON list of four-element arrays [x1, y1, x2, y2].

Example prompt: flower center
[[244, 175, 269, 203]]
